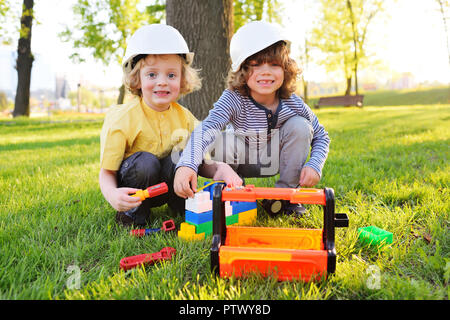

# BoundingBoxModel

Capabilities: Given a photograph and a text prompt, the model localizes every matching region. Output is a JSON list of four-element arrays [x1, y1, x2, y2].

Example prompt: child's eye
[[168, 73, 177, 79], [146, 72, 157, 79]]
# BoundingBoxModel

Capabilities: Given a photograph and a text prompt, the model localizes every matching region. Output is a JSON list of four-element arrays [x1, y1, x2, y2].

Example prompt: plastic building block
[[178, 222, 205, 240], [119, 247, 176, 271], [358, 226, 393, 246], [179, 181, 257, 241], [231, 201, 257, 215], [187, 214, 239, 237], [185, 210, 213, 225], [225, 201, 233, 216], [185, 191, 212, 213], [237, 208, 257, 226]]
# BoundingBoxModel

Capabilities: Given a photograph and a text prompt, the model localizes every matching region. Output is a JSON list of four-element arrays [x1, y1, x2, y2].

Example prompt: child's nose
[[157, 77, 168, 86], [260, 63, 272, 74]]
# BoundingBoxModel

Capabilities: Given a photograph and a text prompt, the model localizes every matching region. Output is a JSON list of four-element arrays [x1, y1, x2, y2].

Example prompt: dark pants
[[117, 151, 185, 224]]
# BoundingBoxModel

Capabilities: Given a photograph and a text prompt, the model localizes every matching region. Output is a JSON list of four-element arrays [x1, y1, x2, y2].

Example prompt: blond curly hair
[[123, 54, 202, 98]]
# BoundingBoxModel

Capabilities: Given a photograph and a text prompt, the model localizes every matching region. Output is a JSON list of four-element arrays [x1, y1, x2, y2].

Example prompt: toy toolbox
[[210, 184, 349, 281]]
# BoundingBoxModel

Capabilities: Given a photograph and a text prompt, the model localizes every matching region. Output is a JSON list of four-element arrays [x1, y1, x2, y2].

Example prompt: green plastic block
[[358, 226, 393, 246], [187, 214, 240, 236]]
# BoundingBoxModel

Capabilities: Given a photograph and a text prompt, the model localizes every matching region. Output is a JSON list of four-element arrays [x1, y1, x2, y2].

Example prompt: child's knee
[[118, 151, 161, 187], [280, 116, 313, 141]]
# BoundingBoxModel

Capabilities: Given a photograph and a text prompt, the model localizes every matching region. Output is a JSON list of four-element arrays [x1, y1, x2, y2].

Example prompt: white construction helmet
[[230, 20, 291, 72], [122, 24, 194, 75]]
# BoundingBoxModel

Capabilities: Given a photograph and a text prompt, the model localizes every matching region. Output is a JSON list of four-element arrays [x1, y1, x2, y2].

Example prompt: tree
[[166, 0, 233, 119], [60, 0, 165, 104], [0, 91, 8, 111], [435, 0, 450, 66], [311, 0, 384, 95], [13, 0, 34, 117], [0, 0, 11, 42], [233, 0, 282, 32]]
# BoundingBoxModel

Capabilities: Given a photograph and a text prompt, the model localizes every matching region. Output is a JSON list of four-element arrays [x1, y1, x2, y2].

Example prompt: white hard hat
[[230, 20, 291, 72], [122, 24, 194, 75]]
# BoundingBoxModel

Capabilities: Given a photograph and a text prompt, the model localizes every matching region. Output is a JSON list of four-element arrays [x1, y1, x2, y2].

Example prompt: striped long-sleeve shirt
[[177, 89, 330, 177]]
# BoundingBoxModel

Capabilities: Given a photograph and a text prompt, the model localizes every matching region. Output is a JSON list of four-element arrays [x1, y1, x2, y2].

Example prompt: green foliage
[[233, 0, 283, 32], [59, 0, 165, 65], [310, 0, 384, 83], [0, 91, 8, 111], [0, 97, 448, 300]]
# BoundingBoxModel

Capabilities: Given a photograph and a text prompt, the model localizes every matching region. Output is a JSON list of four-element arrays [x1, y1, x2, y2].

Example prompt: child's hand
[[213, 163, 243, 187], [108, 187, 142, 212], [174, 166, 198, 199], [299, 167, 320, 187]]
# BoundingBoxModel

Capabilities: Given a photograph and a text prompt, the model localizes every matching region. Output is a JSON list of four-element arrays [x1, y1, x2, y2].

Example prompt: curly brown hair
[[123, 54, 202, 98], [226, 41, 300, 99]]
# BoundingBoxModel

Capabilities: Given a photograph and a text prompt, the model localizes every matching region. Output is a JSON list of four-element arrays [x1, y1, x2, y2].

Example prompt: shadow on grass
[[0, 136, 99, 152]]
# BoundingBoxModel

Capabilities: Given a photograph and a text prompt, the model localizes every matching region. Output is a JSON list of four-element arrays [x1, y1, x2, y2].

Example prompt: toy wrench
[[119, 247, 176, 271]]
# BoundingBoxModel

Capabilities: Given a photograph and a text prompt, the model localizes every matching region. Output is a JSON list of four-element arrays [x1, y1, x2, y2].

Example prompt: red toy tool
[[119, 247, 176, 271], [131, 182, 168, 201], [130, 219, 176, 237]]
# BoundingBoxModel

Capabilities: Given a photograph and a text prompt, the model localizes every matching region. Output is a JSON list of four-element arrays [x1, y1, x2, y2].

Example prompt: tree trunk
[[345, 76, 352, 96], [303, 80, 308, 104], [347, 0, 358, 95], [117, 84, 125, 105], [166, 0, 233, 120], [13, 0, 34, 117]]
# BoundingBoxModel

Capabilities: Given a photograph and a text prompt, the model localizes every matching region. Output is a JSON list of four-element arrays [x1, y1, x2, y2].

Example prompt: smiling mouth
[[257, 80, 274, 84], [154, 91, 170, 96]]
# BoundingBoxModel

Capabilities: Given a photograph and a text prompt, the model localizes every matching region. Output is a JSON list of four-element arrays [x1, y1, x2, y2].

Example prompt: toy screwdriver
[[130, 219, 176, 237], [130, 182, 168, 201]]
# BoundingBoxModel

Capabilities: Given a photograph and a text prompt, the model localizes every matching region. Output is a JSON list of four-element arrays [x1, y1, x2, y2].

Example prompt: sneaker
[[115, 206, 151, 227], [284, 202, 307, 217]]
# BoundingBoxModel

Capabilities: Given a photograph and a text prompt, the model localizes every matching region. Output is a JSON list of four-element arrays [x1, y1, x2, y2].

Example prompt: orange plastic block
[[224, 226, 323, 250], [221, 185, 326, 205], [219, 246, 328, 281]]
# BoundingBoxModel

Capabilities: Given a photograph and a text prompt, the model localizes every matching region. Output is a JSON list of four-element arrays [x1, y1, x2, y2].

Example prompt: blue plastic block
[[231, 201, 257, 215], [185, 209, 213, 225]]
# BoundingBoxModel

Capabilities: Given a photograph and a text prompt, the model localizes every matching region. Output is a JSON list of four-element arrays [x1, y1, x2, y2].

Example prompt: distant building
[[0, 46, 56, 99], [387, 72, 416, 90]]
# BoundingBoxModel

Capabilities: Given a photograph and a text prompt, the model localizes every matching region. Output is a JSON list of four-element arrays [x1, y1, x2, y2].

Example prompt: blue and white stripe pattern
[[177, 89, 330, 177]]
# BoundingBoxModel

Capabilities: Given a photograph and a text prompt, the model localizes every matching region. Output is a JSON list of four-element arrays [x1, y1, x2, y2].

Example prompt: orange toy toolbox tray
[[210, 184, 349, 281]]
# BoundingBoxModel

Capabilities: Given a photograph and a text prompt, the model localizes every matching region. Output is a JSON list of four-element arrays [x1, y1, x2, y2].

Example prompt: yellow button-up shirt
[[100, 97, 199, 171]]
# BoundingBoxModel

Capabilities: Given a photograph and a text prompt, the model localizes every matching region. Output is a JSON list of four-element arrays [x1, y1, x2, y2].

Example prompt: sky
[[2, 0, 450, 92]]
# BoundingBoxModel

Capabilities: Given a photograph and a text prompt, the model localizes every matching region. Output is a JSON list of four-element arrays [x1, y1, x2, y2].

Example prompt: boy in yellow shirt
[[99, 24, 241, 226]]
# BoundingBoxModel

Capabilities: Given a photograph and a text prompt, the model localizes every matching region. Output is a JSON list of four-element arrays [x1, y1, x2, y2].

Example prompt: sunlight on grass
[[0, 105, 448, 300]]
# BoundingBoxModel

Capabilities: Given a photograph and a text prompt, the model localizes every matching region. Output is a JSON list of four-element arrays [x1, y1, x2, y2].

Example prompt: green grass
[[307, 86, 449, 107], [0, 103, 449, 300]]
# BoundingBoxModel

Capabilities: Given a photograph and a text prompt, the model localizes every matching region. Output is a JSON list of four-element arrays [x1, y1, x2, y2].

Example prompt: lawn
[[0, 103, 448, 301]]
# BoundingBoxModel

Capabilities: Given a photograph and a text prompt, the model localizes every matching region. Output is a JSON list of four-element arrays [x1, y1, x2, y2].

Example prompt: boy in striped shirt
[[174, 21, 330, 217]]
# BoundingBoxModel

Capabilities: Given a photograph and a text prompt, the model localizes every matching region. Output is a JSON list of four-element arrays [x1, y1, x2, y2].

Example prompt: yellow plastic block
[[178, 222, 205, 241], [237, 208, 257, 226]]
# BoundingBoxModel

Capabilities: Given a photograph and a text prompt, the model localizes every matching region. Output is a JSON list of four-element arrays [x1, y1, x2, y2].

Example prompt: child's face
[[246, 60, 284, 103], [139, 54, 182, 111]]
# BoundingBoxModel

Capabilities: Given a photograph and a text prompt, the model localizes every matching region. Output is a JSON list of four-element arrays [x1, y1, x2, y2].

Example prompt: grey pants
[[209, 116, 313, 188]]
